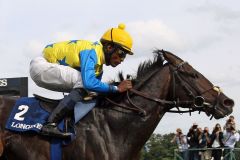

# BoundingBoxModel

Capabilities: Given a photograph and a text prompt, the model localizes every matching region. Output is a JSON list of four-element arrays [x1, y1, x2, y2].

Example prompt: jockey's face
[[109, 48, 126, 67]]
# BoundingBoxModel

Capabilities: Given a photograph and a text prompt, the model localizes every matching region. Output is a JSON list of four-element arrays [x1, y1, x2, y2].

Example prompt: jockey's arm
[[80, 50, 118, 93]]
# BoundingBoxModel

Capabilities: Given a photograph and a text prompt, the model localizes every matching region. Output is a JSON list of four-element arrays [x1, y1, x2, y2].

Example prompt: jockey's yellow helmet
[[100, 23, 133, 55]]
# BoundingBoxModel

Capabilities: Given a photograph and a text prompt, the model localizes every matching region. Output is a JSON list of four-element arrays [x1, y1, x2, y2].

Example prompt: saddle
[[33, 92, 98, 113], [33, 94, 60, 113]]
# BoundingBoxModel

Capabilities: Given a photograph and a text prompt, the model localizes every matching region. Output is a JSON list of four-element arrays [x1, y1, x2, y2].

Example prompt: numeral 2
[[14, 105, 29, 121]]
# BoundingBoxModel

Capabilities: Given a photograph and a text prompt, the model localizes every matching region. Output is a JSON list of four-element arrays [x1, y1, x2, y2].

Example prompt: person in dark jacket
[[199, 127, 212, 160], [210, 123, 224, 160], [187, 123, 201, 160]]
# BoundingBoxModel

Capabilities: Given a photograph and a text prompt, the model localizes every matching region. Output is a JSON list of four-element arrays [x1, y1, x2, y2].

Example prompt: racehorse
[[0, 50, 234, 160]]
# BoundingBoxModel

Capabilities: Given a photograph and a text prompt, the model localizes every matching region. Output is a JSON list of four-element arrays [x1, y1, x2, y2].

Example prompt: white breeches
[[30, 57, 83, 93]]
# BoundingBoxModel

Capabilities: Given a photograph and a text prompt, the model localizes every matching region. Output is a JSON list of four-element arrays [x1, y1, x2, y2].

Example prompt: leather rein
[[105, 61, 222, 117]]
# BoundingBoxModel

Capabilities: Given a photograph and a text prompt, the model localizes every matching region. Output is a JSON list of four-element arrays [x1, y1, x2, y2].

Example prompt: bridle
[[105, 60, 222, 118], [167, 61, 222, 119]]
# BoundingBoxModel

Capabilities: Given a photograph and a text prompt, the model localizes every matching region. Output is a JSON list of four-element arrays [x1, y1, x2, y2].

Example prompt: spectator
[[171, 128, 189, 160], [187, 123, 200, 160], [223, 115, 236, 131], [210, 123, 224, 160], [198, 127, 211, 160], [223, 125, 239, 160]]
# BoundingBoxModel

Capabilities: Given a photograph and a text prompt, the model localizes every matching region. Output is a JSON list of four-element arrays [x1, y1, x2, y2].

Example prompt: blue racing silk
[[43, 40, 117, 93]]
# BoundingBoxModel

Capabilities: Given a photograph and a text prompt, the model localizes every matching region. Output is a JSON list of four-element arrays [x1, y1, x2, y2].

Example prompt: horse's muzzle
[[214, 97, 234, 119], [223, 98, 234, 108]]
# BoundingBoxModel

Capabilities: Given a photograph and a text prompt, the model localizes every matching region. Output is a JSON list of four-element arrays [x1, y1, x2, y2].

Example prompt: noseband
[[105, 61, 222, 118]]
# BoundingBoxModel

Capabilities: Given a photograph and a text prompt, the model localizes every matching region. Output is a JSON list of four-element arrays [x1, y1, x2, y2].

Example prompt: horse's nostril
[[223, 99, 234, 107]]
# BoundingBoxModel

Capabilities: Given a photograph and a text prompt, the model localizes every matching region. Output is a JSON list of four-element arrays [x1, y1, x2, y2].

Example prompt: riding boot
[[41, 88, 83, 138]]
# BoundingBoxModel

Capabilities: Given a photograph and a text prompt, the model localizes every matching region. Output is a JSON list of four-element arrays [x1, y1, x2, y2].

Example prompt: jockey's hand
[[117, 80, 132, 93]]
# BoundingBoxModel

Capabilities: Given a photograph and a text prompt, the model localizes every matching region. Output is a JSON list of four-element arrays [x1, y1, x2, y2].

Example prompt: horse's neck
[[124, 66, 171, 141], [87, 66, 171, 157]]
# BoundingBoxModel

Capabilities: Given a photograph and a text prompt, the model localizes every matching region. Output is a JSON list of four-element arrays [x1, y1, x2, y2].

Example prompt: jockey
[[30, 23, 133, 138]]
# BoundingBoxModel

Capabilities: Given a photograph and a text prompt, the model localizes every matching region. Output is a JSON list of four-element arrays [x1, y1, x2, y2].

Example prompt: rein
[[105, 87, 198, 116], [105, 60, 222, 117], [104, 97, 143, 114]]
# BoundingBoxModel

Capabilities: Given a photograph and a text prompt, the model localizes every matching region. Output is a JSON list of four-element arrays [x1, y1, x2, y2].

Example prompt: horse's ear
[[161, 50, 198, 77], [162, 50, 184, 66]]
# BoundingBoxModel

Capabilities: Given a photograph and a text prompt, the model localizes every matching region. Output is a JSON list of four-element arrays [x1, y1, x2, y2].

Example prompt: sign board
[[0, 77, 28, 97]]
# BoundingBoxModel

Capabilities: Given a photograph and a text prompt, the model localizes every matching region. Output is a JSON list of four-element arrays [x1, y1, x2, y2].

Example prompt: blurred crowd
[[171, 115, 239, 160]]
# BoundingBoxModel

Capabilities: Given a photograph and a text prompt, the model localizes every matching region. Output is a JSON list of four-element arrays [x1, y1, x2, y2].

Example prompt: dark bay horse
[[0, 50, 234, 160]]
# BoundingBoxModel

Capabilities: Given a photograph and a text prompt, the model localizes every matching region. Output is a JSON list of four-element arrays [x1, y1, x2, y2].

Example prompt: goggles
[[118, 49, 127, 60]]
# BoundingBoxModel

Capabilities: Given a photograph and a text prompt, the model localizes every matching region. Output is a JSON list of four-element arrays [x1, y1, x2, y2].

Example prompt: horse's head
[[161, 50, 234, 119]]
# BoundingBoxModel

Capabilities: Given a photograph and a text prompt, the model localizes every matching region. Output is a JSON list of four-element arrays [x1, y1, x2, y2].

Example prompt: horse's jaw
[[212, 106, 233, 119], [205, 97, 234, 119]]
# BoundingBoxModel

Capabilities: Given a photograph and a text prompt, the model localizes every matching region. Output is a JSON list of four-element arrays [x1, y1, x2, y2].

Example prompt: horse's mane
[[105, 50, 165, 102], [113, 50, 165, 83], [136, 50, 165, 80]]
